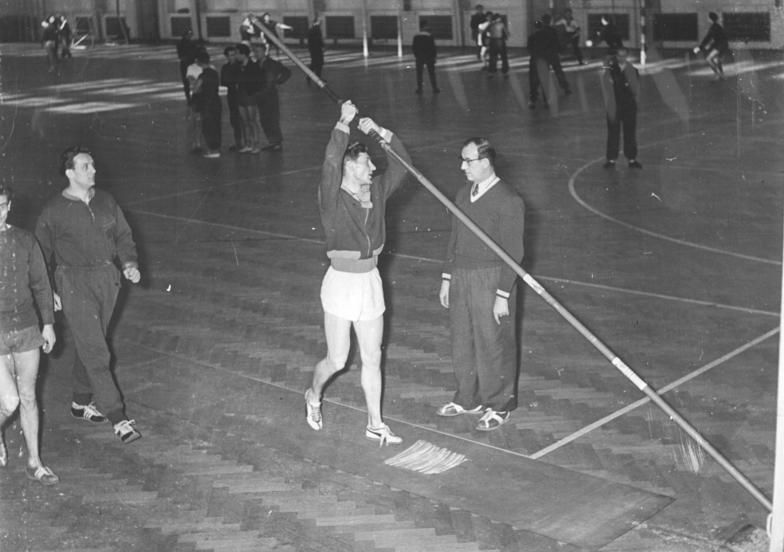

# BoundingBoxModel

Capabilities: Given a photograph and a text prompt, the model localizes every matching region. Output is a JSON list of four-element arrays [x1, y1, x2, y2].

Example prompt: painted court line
[[529, 326, 779, 459], [129, 208, 776, 318], [568, 155, 782, 267]]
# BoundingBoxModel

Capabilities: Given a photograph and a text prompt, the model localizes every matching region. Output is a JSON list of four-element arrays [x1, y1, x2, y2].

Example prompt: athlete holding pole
[[257, 22, 774, 510]]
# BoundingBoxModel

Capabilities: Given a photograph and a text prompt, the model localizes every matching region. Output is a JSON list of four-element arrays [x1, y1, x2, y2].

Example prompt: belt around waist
[[330, 256, 378, 273]]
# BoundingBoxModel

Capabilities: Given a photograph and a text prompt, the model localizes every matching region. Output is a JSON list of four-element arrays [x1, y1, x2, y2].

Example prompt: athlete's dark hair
[[461, 137, 496, 166], [236, 43, 251, 56], [223, 45, 237, 56], [343, 141, 368, 165], [60, 145, 92, 176], [708, 12, 719, 22]]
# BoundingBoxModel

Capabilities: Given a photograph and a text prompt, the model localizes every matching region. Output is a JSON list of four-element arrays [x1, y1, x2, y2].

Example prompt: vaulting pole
[[255, 23, 773, 513]]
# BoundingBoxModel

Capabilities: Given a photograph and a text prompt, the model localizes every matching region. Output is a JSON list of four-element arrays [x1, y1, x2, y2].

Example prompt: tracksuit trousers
[[56, 264, 125, 424], [448, 266, 518, 412]]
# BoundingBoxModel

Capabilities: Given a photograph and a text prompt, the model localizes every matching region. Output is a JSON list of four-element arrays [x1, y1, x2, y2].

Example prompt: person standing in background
[[306, 18, 325, 84], [412, 21, 440, 94]]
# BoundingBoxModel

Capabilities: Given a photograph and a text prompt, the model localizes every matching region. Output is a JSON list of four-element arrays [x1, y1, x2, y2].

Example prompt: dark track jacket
[[318, 122, 410, 273]]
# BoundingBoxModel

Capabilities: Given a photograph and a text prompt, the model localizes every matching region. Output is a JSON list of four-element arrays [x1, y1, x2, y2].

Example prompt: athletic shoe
[[261, 143, 282, 152], [304, 389, 322, 431], [366, 424, 402, 446], [202, 151, 221, 158], [628, 160, 643, 169], [71, 402, 107, 423], [436, 402, 484, 417], [113, 419, 141, 444], [25, 465, 59, 486], [239, 146, 254, 153], [475, 408, 511, 431], [603, 160, 616, 169]]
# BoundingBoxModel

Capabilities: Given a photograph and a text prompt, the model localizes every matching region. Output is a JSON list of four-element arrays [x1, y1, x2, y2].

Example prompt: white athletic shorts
[[320, 266, 385, 322]]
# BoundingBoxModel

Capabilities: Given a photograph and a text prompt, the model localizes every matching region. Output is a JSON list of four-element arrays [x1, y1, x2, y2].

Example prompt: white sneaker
[[365, 424, 402, 446], [304, 389, 322, 431], [113, 419, 141, 444]]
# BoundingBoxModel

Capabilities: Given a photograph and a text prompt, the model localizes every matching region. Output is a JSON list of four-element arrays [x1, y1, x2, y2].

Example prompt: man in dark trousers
[[176, 29, 199, 103], [438, 138, 525, 432], [527, 20, 550, 108], [306, 18, 325, 84], [600, 47, 642, 169], [412, 21, 439, 94], [486, 13, 509, 76], [193, 50, 222, 158], [254, 44, 291, 152], [540, 14, 571, 95], [597, 15, 623, 54], [35, 146, 142, 444], [221, 46, 242, 151], [469, 5, 487, 61]]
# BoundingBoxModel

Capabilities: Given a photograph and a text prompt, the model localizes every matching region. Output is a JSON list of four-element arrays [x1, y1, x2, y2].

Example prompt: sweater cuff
[[335, 121, 350, 134], [379, 128, 393, 142], [441, 273, 451, 281], [495, 289, 510, 300]]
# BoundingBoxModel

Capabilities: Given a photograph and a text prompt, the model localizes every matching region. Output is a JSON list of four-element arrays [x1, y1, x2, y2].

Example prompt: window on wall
[[283, 16, 309, 39], [206, 16, 231, 37], [722, 12, 770, 42], [105, 16, 127, 38], [587, 14, 630, 42], [325, 16, 355, 39], [652, 13, 698, 41], [371, 16, 397, 39], [422, 15, 453, 39]]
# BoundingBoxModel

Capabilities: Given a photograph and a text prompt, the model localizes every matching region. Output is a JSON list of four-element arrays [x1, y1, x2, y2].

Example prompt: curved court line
[[568, 156, 781, 266], [530, 326, 779, 459]]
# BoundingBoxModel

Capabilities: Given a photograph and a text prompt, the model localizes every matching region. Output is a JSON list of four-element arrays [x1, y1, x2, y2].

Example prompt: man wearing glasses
[[437, 138, 525, 431]]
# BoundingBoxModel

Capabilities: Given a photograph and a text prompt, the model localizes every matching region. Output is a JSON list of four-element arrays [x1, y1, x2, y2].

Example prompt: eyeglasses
[[458, 156, 483, 164]]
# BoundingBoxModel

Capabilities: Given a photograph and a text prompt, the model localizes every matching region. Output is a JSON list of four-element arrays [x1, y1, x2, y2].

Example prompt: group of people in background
[[40, 14, 72, 72], [177, 21, 295, 159]]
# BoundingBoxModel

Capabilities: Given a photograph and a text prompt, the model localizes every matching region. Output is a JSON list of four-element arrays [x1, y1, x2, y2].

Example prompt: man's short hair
[[542, 13, 552, 25], [224, 45, 237, 56], [709, 12, 719, 22], [236, 43, 251, 56], [343, 141, 368, 165], [60, 145, 92, 176], [0, 183, 13, 202], [196, 50, 210, 64], [462, 137, 496, 166]]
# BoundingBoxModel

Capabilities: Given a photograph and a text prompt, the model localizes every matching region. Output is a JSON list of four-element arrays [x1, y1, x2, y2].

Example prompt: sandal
[[25, 465, 59, 486], [436, 402, 484, 417], [475, 409, 511, 432], [304, 389, 322, 431]]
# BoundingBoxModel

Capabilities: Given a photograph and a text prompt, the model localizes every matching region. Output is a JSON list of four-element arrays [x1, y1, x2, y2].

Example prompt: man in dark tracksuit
[[540, 14, 571, 95], [412, 21, 439, 94], [255, 46, 291, 152], [600, 47, 642, 169], [221, 46, 242, 150], [194, 50, 222, 158], [35, 146, 142, 444], [438, 137, 525, 431], [306, 19, 325, 83], [527, 20, 550, 107]]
